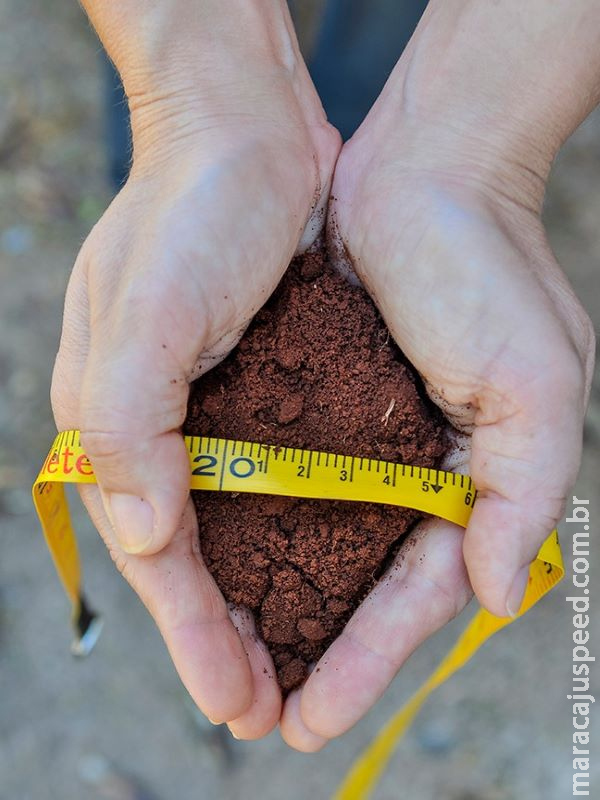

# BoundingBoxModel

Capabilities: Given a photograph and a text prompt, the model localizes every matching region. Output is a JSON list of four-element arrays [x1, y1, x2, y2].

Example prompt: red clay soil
[[184, 248, 448, 692]]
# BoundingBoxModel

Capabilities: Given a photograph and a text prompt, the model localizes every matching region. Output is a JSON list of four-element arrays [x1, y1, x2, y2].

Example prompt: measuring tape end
[[71, 596, 103, 658]]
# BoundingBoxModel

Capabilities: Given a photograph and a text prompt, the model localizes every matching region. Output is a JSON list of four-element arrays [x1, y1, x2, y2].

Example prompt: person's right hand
[[51, 0, 340, 738]]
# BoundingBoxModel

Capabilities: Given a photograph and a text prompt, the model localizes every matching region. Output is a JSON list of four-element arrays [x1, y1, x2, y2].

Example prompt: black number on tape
[[193, 454, 218, 477], [229, 457, 256, 479]]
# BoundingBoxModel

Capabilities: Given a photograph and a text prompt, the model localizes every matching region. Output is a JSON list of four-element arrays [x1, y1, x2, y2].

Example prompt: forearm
[[79, 0, 310, 158], [81, 0, 300, 88], [367, 0, 600, 208]]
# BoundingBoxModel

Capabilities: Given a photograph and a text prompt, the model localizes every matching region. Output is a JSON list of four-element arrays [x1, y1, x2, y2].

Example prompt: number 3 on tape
[[32, 430, 564, 800]]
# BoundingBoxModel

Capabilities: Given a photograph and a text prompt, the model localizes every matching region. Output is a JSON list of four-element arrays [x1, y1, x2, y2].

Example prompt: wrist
[[84, 0, 300, 87], [83, 0, 312, 160], [355, 0, 600, 215], [347, 108, 550, 218], [361, 87, 553, 218]]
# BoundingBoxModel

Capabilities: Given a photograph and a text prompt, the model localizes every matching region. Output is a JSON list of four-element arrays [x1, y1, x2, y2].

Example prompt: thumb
[[463, 341, 588, 618], [79, 322, 194, 556]]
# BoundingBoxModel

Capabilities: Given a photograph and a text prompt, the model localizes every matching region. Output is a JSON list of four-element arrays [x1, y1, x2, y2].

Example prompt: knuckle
[[579, 312, 596, 380], [107, 542, 129, 577], [413, 564, 466, 622], [49, 368, 65, 418], [50, 355, 78, 428], [580, 310, 596, 354]]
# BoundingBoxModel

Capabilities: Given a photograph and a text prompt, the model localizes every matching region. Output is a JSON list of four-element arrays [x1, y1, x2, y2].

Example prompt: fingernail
[[506, 565, 530, 617], [207, 718, 219, 725], [229, 729, 240, 740], [108, 493, 154, 554]]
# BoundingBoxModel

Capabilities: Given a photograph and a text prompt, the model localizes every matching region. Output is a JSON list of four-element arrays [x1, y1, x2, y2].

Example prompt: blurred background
[[0, 1, 598, 798]]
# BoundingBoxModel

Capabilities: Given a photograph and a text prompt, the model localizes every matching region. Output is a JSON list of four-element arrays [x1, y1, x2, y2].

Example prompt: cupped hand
[[281, 111, 594, 749], [51, 72, 340, 734]]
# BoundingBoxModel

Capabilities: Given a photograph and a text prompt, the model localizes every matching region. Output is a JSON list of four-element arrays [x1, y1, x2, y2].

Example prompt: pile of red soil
[[184, 248, 447, 691]]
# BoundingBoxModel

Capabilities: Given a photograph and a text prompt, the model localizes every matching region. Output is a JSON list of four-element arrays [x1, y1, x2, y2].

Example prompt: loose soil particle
[[184, 248, 448, 692]]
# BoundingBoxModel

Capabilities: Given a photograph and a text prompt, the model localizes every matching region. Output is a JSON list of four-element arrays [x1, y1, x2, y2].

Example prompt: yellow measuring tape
[[32, 430, 563, 799]]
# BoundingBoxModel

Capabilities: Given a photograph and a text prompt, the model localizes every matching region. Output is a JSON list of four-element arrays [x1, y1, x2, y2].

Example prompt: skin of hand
[[281, 0, 598, 750], [52, 0, 340, 736]]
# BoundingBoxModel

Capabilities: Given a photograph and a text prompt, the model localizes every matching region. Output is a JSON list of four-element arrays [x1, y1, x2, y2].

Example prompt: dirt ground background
[[1, 2, 598, 799]]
